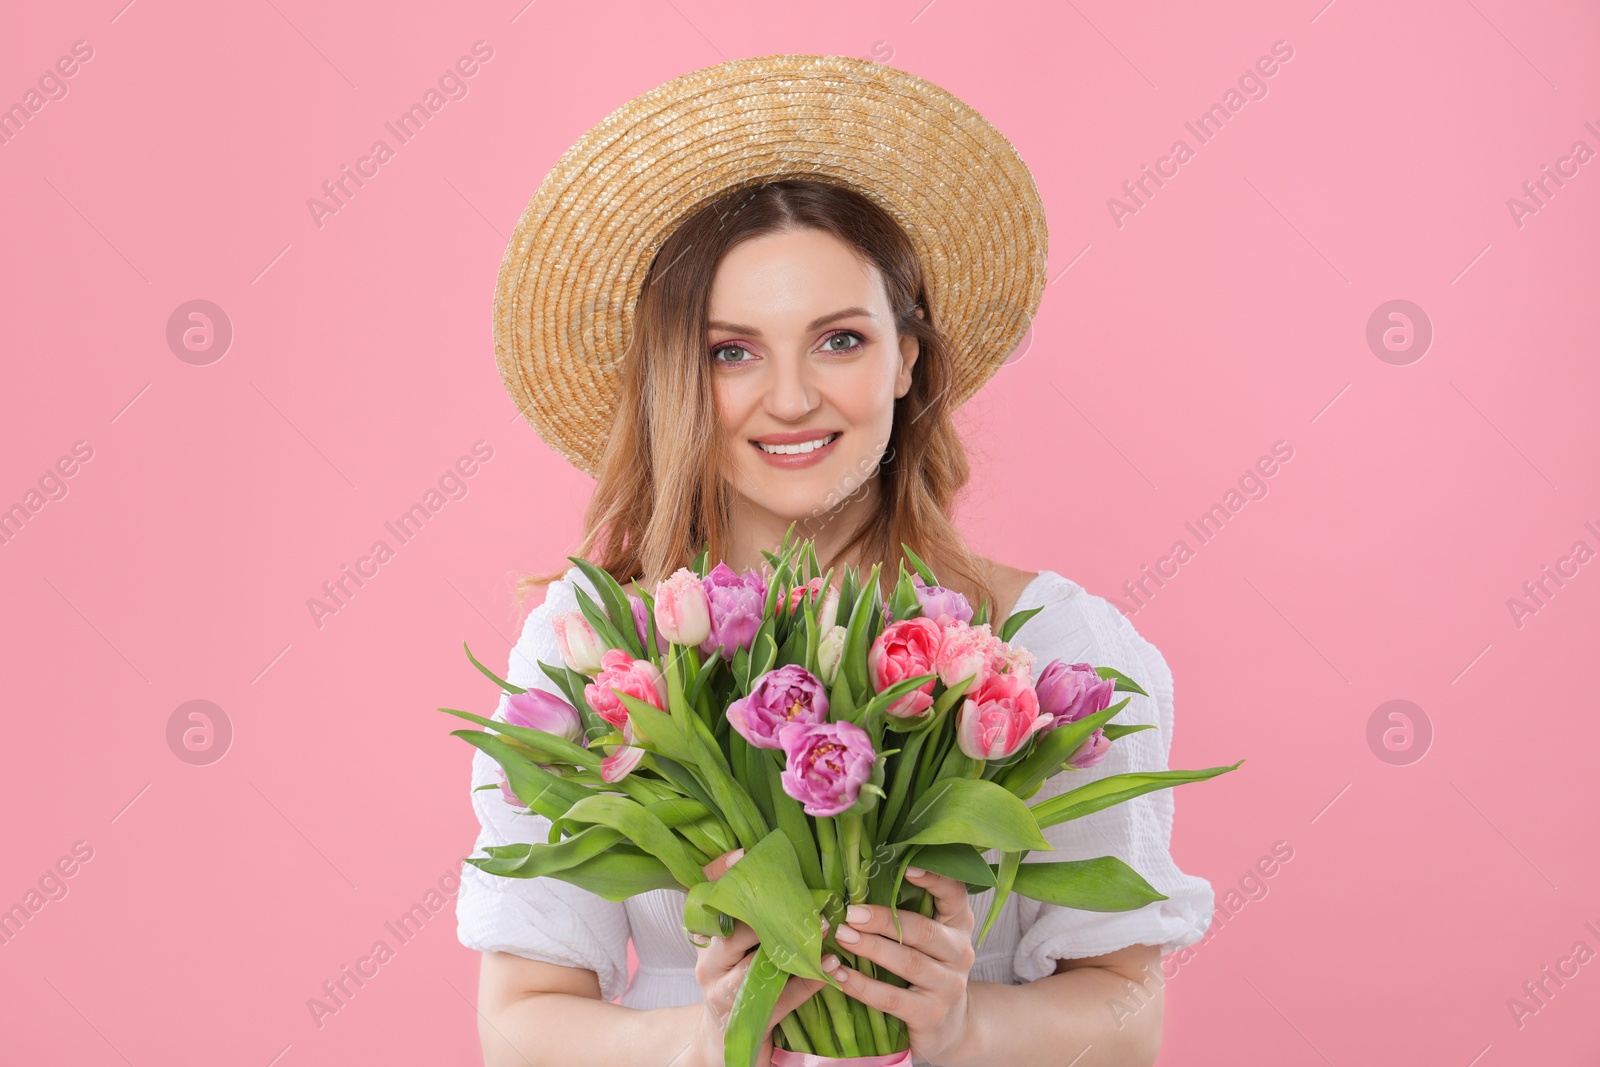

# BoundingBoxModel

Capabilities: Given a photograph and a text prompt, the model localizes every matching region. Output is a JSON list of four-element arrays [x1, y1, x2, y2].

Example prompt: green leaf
[[568, 557, 644, 658], [997, 605, 1044, 644], [499, 849, 681, 901], [463, 642, 525, 693], [553, 794, 706, 887], [1103, 723, 1158, 741], [450, 730, 587, 819], [895, 778, 1050, 852], [970, 599, 989, 626], [887, 562, 919, 620], [724, 945, 789, 1067], [994, 700, 1128, 798], [571, 585, 630, 655], [696, 828, 828, 982], [906, 842, 996, 888], [841, 563, 881, 695], [1011, 856, 1169, 912], [615, 691, 696, 763], [855, 671, 937, 728], [975, 850, 1019, 950], [764, 749, 825, 889], [900, 543, 939, 587], [470, 825, 621, 877], [1096, 665, 1148, 697], [1030, 761, 1245, 829], [438, 707, 600, 770]]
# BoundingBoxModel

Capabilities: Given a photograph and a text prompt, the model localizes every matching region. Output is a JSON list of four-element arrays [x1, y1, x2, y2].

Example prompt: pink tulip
[[868, 617, 942, 718], [934, 621, 998, 689], [777, 720, 877, 817], [654, 568, 712, 647], [553, 610, 606, 675], [1067, 728, 1112, 769], [501, 689, 583, 743], [584, 648, 668, 730], [955, 670, 1051, 760], [988, 640, 1036, 683], [600, 718, 647, 782], [787, 576, 825, 612], [727, 664, 829, 750], [495, 767, 521, 806]]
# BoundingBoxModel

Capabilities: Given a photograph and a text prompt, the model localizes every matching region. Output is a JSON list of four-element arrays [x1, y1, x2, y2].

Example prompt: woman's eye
[[711, 344, 754, 365], [822, 331, 865, 353]]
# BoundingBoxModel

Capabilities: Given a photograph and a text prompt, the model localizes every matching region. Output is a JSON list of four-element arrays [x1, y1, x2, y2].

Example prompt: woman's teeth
[[755, 432, 840, 455]]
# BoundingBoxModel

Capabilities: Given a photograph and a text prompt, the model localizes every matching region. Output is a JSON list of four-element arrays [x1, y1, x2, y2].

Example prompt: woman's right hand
[[687, 848, 826, 1067]]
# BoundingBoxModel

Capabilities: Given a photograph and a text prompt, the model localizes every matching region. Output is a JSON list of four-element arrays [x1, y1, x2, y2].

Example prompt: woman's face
[[707, 227, 919, 530]]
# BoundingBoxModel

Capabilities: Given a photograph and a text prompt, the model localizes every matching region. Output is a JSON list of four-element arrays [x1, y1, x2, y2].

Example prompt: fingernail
[[727, 848, 744, 865], [822, 953, 840, 970], [846, 904, 870, 923], [819, 915, 830, 932], [835, 924, 861, 943], [906, 866, 925, 878]]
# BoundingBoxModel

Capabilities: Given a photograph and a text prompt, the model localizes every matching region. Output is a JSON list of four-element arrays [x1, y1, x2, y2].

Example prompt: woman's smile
[[751, 430, 843, 467]]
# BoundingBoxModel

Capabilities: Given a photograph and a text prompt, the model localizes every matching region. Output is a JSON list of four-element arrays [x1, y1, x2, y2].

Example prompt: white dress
[[456, 566, 1215, 1061]]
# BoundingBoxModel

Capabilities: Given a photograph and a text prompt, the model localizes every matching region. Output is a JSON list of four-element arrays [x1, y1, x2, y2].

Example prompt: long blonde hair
[[521, 178, 995, 611]]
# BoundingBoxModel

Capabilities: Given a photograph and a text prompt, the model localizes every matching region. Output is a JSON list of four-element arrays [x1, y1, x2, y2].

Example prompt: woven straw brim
[[494, 53, 1049, 477]]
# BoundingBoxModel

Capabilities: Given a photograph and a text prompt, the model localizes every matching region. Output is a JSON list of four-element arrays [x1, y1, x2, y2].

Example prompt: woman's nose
[[762, 351, 820, 420]]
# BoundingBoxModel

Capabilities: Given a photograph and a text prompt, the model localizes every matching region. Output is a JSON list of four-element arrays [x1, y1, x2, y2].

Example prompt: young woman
[[458, 57, 1213, 1067]]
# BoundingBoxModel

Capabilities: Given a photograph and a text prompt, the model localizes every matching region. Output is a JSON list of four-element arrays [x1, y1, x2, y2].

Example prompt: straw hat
[[494, 53, 1050, 477]]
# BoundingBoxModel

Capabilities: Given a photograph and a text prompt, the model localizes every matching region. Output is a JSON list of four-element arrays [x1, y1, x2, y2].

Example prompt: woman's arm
[[947, 944, 1163, 1067], [476, 951, 705, 1067]]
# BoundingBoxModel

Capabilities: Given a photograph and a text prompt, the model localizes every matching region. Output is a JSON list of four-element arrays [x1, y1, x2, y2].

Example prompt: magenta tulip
[[777, 720, 876, 817], [727, 664, 830, 750], [1036, 660, 1116, 731]]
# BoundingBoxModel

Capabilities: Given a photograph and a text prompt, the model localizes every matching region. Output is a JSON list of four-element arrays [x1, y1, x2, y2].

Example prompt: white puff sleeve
[[454, 569, 632, 1002], [1012, 578, 1216, 981]]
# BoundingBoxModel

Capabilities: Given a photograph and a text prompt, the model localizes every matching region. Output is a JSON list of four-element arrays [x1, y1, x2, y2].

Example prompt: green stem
[[819, 985, 861, 1056], [866, 1004, 892, 1053], [778, 1013, 812, 1054], [794, 998, 838, 1056], [818, 816, 841, 890], [840, 812, 867, 904]]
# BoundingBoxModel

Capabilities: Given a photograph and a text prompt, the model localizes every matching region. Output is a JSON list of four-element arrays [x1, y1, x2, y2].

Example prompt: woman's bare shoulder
[[975, 557, 1041, 624]]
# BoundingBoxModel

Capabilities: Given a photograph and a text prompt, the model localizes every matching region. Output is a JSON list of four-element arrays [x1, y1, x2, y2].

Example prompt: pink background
[[3, 0, 1597, 1063]]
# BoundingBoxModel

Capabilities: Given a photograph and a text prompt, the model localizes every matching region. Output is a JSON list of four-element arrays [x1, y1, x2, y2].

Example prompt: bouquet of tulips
[[443, 528, 1240, 1067]]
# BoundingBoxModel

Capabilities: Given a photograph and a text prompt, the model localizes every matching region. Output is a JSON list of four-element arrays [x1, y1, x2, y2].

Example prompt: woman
[[458, 56, 1213, 1066]]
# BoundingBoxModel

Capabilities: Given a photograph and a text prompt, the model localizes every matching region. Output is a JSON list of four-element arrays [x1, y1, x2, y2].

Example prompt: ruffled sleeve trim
[[1008, 574, 1216, 980]]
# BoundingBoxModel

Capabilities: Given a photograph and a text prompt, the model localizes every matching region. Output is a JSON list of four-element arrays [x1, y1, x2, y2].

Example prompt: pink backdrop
[[3, 1, 1597, 1063]]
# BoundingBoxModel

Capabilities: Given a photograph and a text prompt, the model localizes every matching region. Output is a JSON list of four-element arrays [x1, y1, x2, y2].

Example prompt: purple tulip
[[699, 562, 767, 660], [1067, 728, 1112, 769], [502, 689, 583, 743], [727, 664, 829, 750], [777, 720, 876, 817], [913, 579, 973, 628], [628, 594, 661, 656], [1036, 660, 1116, 731]]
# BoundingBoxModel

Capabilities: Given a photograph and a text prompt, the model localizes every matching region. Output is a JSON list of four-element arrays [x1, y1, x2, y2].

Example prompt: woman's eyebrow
[[707, 307, 876, 336]]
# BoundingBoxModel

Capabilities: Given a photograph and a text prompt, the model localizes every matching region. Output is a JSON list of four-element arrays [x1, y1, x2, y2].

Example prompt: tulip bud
[[553, 610, 606, 674], [1067, 728, 1112, 769], [502, 689, 583, 743], [818, 585, 841, 633], [654, 568, 713, 647], [817, 627, 848, 686]]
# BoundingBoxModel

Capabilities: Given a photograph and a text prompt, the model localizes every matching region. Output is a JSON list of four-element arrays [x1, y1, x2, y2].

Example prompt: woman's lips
[[750, 431, 842, 469]]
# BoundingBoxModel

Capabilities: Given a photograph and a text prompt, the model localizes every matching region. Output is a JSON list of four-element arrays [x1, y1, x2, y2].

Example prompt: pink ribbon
[[771, 1050, 913, 1067]]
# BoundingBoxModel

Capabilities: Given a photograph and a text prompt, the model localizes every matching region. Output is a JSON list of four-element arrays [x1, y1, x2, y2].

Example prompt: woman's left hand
[[822, 866, 977, 1064]]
